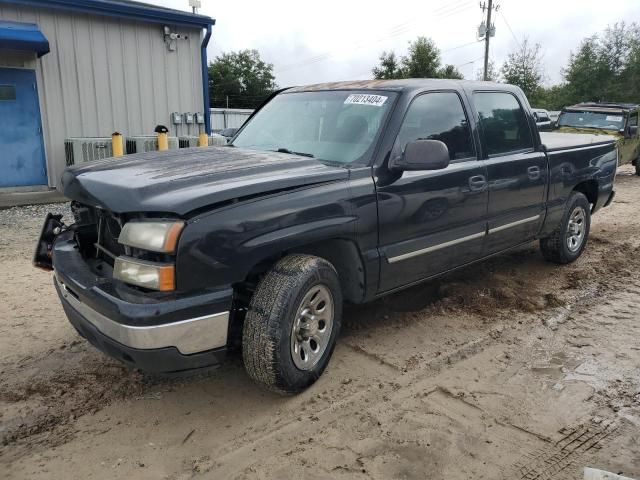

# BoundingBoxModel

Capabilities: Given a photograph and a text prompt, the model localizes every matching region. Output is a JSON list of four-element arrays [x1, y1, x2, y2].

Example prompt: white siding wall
[[0, 5, 205, 186]]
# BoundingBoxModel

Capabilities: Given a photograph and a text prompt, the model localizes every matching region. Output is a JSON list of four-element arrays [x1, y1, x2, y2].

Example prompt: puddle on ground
[[530, 351, 582, 380], [563, 359, 627, 391]]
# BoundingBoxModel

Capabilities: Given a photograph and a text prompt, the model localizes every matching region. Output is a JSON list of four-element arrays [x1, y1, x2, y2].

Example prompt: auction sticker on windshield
[[344, 94, 388, 107], [606, 115, 623, 122]]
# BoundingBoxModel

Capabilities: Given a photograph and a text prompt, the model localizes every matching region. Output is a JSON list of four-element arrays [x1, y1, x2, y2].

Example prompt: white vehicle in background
[[532, 108, 553, 131], [548, 110, 561, 124]]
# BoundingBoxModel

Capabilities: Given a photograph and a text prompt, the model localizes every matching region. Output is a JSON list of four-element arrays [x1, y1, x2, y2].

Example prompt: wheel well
[[239, 239, 366, 305], [573, 180, 598, 207]]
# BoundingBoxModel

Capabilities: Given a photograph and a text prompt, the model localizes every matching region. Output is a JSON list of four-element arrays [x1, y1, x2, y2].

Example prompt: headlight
[[118, 221, 184, 253], [114, 256, 175, 291]]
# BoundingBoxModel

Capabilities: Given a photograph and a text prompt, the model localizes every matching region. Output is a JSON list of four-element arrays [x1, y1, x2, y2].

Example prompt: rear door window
[[473, 92, 534, 156]]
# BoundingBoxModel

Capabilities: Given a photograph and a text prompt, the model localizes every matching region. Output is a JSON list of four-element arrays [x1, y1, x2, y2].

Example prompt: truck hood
[[60, 147, 349, 216], [556, 126, 623, 139]]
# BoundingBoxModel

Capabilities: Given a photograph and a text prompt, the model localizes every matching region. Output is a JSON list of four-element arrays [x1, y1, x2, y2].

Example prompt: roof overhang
[[1, 0, 215, 29], [0, 20, 50, 57]]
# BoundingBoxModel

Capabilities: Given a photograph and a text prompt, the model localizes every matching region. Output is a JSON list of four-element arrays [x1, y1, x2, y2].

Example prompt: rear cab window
[[393, 91, 475, 162], [473, 92, 534, 156]]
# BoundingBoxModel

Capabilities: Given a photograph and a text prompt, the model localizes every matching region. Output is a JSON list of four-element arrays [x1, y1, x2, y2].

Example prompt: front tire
[[242, 254, 342, 394], [540, 191, 591, 264]]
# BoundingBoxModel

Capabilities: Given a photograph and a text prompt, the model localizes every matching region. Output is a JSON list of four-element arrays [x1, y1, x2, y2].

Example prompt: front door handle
[[527, 166, 541, 180], [469, 175, 487, 191]]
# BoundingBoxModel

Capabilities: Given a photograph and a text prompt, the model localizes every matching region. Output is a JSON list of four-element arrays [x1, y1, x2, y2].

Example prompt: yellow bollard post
[[111, 132, 124, 157], [198, 129, 208, 147], [155, 125, 169, 151]]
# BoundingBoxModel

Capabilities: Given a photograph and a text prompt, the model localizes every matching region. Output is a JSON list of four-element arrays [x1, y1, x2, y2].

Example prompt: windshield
[[558, 110, 625, 130], [232, 90, 396, 165]]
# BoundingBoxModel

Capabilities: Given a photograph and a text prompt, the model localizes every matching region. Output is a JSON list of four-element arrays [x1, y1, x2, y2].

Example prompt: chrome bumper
[[56, 275, 229, 355]]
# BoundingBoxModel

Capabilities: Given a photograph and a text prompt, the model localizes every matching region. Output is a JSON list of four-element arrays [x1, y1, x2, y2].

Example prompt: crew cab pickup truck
[[35, 80, 618, 394]]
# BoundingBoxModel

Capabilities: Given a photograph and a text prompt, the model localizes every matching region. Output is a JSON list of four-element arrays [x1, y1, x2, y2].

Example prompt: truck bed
[[540, 131, 617, 152]]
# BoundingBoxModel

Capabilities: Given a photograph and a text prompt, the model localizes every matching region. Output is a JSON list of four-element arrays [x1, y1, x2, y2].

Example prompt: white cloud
[[154, 0, 640, 87]]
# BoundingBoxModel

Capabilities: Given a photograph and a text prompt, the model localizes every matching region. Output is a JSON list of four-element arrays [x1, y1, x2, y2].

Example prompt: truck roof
[[286, 78, 513, 93]]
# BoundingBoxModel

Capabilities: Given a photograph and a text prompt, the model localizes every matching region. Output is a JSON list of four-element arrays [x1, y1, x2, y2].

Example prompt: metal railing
[[210, 108, 254, 130]]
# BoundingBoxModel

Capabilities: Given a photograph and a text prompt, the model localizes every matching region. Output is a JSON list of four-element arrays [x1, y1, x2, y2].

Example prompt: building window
[[0, 85, 16, 101]]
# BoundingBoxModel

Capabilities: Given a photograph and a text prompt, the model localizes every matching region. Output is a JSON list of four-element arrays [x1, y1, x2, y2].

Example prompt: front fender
[[175, 181, 357, 291]]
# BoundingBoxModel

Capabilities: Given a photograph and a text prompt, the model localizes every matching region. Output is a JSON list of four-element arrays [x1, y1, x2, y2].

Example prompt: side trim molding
[[387, 232, 485, 264], [488, 215, 540, 235]]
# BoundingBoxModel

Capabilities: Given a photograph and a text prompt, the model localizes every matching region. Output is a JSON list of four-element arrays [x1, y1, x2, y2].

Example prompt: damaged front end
[[33, 213, 66, 271]]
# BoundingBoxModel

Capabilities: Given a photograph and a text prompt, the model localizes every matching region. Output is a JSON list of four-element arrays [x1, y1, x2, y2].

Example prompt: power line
[[499, 10, 522, 49], [274, 0, 476, 74], [442, 40, 482, 54], [455, 55, 485, 68]]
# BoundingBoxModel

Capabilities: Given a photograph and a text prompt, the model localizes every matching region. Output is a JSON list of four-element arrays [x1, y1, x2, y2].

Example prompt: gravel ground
[[1, 168, 639, 479]]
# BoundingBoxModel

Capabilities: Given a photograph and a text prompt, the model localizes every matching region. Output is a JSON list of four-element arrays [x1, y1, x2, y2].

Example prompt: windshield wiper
[[275, 147, 314, 158]]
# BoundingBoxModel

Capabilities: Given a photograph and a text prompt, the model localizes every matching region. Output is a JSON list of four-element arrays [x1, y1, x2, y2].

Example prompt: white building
[[0, 0, 215, 188]]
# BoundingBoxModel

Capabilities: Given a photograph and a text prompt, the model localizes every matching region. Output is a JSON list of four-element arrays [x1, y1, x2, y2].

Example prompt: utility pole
[[480, 0, 498, 81]]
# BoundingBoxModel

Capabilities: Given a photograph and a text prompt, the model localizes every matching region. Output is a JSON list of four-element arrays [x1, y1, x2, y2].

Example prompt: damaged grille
[[71, 202, 125, 266]]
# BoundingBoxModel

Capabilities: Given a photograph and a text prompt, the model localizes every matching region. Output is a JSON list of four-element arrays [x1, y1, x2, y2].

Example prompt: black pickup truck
[[35, 80, 618, 394]]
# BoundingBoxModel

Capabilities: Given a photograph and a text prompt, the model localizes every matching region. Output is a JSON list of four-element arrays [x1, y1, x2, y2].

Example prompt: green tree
[[475, 60, 499, 81], [501, 38, 544, 100], [372, 36, 466, 80], [620, 24, 640, 102], [372, 51, 403, 79], [561, 22, 640, 104], [564, 36, 613, 103], [438, 64, 464, 79], [402, 37, 441, 78], [534, 84, 572, 110], [208, 49, 277, 109]]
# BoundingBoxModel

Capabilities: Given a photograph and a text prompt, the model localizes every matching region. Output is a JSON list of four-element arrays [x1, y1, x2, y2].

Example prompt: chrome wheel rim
[[290, 284, 334, 371], [566, 206, 586, 252]]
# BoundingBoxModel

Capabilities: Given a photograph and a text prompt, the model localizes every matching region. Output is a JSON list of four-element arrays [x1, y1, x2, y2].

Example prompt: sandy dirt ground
[[1, 167, 639, 480]]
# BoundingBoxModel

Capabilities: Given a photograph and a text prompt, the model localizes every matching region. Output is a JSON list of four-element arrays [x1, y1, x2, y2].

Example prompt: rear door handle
[[469, 175, 487, 191]]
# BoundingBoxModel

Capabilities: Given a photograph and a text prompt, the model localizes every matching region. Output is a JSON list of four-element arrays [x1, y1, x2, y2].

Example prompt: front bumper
[[52, 230, 233, 372]]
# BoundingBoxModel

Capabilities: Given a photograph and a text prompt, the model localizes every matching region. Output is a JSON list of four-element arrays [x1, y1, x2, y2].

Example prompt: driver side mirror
[[627, 125, 638, 138], [390, 139, 451, 172]]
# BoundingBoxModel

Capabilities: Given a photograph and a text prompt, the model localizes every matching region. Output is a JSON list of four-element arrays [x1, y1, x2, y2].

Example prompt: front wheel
[[242, 254, 342, 394], [540, 191, 591, 264]]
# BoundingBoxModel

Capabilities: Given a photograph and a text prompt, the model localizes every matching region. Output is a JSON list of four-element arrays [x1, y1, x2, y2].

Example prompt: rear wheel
[[540, 191, 591, 264], [242, 254, 342, 394], [635, 158, 640, 176]]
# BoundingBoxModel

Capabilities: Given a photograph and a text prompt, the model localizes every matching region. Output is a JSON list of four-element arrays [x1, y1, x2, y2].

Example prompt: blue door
[[0, 68, 47, 186]]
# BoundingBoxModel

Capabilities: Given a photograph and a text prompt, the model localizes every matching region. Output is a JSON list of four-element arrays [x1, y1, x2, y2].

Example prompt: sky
[[153, 0, 640, 88]]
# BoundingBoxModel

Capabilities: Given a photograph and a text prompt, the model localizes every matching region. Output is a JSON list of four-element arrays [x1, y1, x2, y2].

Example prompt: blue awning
[[0, 21, 49, 57]]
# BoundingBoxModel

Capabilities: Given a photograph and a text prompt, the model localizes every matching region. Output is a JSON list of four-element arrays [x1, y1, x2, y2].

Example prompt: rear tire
[[242, 254, 342, 394], [635, 159, 640, 176], [540, 191, 591, 264]]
